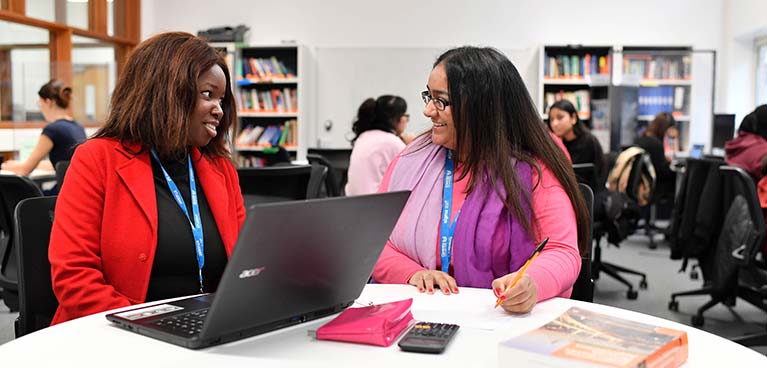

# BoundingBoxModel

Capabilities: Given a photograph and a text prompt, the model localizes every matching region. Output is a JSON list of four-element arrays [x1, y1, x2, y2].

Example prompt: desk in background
[[0, 284, 764, 367]]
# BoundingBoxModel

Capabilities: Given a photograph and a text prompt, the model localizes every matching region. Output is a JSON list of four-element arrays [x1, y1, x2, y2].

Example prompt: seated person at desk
[[372, 47, 588, 314], [1, 79, 86, 176], [634, 112, 676, 201], [547, 99, 605, 188], [49, 32, 246, 324], [725, 104, 767, 181], [345, 95, 410, 196]]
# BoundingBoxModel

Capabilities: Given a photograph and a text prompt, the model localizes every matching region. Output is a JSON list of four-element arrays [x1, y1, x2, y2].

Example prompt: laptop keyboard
[[152, 308, 208, 336]]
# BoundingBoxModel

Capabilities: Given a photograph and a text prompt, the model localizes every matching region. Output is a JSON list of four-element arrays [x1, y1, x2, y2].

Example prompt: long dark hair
[[93, 32, 237, 160], [644, 112, 675, 141], [351, 95, 407, 144], [433, 46, 590, 255], [38, 79, 72, 109], [548, 99, 606, 182], [548, 99, 589, 137]]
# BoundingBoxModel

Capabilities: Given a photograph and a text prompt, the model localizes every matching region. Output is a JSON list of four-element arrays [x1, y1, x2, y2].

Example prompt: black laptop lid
[[199, 191, 410, 340]]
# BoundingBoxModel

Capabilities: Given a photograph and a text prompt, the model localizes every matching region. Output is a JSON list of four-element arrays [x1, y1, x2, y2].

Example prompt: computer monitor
[[712, 114, 736, 149]]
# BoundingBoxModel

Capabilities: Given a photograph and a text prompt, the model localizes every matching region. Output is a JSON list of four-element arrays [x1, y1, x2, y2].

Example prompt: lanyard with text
[[150, 149, 205, 293], [440, 150, 460, 273]]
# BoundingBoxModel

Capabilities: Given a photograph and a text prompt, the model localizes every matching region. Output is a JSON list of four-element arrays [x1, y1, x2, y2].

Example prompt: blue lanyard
[[150, 149, 205, 293], [440, 150, 460, 273]]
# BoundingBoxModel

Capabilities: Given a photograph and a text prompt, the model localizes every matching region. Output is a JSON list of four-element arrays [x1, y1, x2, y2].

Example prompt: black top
[[41, 119, 86, 166], [564, 132, 605, 189], [634, 135, 675, 198], [146, 155, 228, 302]]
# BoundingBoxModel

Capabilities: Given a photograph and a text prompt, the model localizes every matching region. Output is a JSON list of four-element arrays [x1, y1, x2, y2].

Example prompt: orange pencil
[[494, 237, 549, 308]]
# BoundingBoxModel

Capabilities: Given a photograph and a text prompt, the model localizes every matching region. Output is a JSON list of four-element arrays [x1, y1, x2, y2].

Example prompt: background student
[[372, 46, 588, 314], [48, 32, 246, 324], [634, 112, 676, 201], [345, 95, 410, 196], [725, 104, 767, 181], [547, 99, 606, 187], [1, 79, 86, 177]]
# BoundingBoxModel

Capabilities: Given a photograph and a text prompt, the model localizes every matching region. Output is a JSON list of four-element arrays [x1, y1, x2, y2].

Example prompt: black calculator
[[398, 322, 459, 354]]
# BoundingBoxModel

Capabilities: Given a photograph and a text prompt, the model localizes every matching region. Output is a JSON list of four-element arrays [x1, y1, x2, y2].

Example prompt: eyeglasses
[[421, 91, 451, 111]]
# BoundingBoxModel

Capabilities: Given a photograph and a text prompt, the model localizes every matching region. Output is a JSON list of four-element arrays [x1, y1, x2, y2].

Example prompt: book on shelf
[[235, 120, 298, 148], [239, 56, 296, 81], [237, 88, 297, 113], [544, 53, 610, 79], [637, 86, 685, 117], [499, 307, 688, 368], [623, 55, 691, 81], [544, 90, 591, 117]]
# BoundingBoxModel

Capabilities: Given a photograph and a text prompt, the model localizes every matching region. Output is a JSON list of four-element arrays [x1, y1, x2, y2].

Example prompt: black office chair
[[14, 196, 59, 337], [307, 153, 341, 197], [571, 183, 595, 302], [237, 164, 326, 207], [54, 160, 70, 189], [670, 166, 766, 328], [594, 151, 651, 299], [720, 166, 767, 345], [0, 174, 44, 311], [307, 148, 351, 195], [572, 163, 598, 192]]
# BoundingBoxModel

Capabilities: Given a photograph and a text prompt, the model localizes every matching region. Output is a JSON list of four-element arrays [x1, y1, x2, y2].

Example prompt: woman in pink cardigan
[[372, 47, 589, 314]]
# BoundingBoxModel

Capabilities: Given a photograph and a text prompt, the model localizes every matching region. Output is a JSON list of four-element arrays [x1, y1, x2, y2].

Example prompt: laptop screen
[[690, 144, 704, 159]]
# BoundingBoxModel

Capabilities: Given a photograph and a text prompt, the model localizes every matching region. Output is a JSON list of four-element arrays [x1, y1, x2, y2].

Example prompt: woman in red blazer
[[49, 32, 246, 324]]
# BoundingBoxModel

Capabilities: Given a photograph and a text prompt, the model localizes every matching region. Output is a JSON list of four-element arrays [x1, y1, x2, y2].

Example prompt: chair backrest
[[572, 163, 597, 190], [719, 166, 766, 267], [307, 153, 340, 197], [14, 196, 58, 337], [307, 148, 352, 192], [571, 183, 594, 302], [667, 157, 725, 260], [0, 175, 43, 291], [236, 164, 325, 207], [54, 160, 70, 189], [625, 151, 656, 206]]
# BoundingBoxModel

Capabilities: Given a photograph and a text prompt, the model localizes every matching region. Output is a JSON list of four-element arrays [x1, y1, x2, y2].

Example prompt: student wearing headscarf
[[725, 105, 767, 181]]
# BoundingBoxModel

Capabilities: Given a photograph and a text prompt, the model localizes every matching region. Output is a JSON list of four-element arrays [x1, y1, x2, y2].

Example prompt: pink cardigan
[[373, 157, 580, 301]]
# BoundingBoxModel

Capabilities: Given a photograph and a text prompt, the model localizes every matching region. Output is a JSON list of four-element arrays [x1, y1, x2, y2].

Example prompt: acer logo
[[238, 267, 265, 279]]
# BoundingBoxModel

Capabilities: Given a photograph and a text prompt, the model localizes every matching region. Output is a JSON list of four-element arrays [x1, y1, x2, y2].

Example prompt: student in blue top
[[1, 79, 86, 175]]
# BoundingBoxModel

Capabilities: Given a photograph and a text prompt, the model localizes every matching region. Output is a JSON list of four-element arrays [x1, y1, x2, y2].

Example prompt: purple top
[[386, 135, 535, 288]]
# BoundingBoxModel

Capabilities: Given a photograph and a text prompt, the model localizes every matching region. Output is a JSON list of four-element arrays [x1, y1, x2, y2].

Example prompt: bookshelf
[[615, 46, 712, 152], [539, 45, 613, 150], [539, 45, 715, 152], [232, 44, 306, 167]]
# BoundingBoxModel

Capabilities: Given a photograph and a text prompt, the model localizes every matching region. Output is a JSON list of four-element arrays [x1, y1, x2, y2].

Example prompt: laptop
[[106, 191, 410, 349], [689, 144, 704, 159]]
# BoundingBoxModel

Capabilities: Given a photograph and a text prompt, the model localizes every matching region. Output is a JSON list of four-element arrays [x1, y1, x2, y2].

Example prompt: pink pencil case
[[315, 298, 414, 347]]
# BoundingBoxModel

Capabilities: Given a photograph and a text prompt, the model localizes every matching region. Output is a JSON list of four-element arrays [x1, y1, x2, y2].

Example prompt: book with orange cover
[[499, 307, 688, 368]]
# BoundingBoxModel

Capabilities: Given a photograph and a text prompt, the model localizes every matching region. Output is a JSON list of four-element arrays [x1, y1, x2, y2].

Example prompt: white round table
[[0, 284, 764, 367]]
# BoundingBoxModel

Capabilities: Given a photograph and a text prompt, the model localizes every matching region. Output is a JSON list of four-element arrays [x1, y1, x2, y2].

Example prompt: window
[[756, 37, 767, 106]]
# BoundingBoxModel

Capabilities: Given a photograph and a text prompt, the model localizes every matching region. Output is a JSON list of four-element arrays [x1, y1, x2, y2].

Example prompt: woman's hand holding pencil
[[491, 237, 548, 314]]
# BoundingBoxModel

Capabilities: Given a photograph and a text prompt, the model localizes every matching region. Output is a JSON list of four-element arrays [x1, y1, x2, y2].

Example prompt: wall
[[142, 0, 726, 148], [722, 0, 767, 127]]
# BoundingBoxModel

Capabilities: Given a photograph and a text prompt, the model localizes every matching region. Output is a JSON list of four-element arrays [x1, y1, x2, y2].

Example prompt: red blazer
[[49, 138, 246, 324]]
